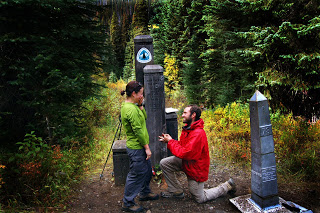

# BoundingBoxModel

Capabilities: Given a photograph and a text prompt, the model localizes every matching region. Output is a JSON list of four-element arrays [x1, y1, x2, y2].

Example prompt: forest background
[[0, 0, 320, 211]]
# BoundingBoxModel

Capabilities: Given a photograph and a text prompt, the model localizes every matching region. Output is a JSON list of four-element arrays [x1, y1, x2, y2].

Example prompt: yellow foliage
[[202, 102, 251, 163], [164, 54, 179, 97], [107, 79, 126, 91]]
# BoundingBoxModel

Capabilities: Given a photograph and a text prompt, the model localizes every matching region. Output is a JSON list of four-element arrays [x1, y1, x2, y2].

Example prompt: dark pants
[[123, 148, 152, 207]]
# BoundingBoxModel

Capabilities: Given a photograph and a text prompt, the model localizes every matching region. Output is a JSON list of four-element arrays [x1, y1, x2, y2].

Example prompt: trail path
[[66, 160, 320, 213]]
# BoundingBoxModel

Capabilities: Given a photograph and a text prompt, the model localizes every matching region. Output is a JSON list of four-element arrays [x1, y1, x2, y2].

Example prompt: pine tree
[[236, 0, 320, 118], [200, 0, 257, 106], [183, 0, 209, 105], [122, 0, 149, 82], [150, 0, 166, 65], [121, 10, 130, 49], [151, 0, 189, 85], [122, 29, 136, 81], [110, 10, 124, 78], [132, 0, 149, 35], [204, 0, 320, 118], [0, 0, 108, 145]]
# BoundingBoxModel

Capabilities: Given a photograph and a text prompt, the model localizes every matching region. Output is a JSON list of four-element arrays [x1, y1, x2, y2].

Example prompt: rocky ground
[[66, 160, 320, 213]]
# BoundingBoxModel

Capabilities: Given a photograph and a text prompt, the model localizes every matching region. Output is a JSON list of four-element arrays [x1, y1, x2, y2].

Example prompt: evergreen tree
[[123, 0, 149, 82], [0, 0, 107, 146], [151, 0, 319, 118], [122, 29, 136, 81], [150, 0, 167, 65], [183, 0, 209, 105], [132, 0, 149, 35], [203, 0, 320, 118], [151, 0, 189, 85], [121, 10, 131, 49], [227, 0, 320, 118], [110, 10, 124, 78], [201, 0, 256, 106]]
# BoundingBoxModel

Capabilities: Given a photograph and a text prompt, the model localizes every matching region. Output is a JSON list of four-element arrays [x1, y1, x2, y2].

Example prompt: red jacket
[[167, 119, 210, 182]]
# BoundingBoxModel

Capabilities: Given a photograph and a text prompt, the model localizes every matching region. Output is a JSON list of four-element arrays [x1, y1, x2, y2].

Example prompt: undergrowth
[[0, 80, 126, 211]]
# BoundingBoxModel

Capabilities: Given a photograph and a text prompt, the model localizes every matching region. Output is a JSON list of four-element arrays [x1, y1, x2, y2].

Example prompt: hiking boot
[[160, 191, 185, 199], [139, 192, 159, 201], [227, 178, 236, 194], [121, 204, 144, 212]]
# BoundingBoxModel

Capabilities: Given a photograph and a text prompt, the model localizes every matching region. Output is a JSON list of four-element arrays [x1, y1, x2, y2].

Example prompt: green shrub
[[272, 113, 320, 181], [1, 49, 126, 210], [2, 132, 83, 207]]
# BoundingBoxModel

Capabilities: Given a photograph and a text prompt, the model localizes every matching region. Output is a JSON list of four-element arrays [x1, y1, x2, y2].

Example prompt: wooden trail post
[[143, 65, 167, 166], [134, 35, 154, 85]]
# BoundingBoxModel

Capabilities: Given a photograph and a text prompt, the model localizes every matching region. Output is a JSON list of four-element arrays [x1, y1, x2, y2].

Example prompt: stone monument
[[134, 35, 154, 85], [230, 91, 288, 212], [249, 90, 279, 209], [143, 65, 167, 166]]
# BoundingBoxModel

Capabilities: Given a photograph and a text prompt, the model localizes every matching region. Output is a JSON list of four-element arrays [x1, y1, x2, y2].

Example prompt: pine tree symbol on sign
[[137, 48, 152, 63]]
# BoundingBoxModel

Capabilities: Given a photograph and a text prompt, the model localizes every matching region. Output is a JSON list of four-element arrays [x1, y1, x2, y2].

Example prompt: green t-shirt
[[121, 102, 149, 149]]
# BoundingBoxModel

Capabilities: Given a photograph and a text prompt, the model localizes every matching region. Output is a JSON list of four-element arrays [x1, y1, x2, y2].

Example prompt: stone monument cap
[[143, 65, 163, 73], [250, 90, 267, 102], [165, 108, 179, 113], [134, 35, 153, 43], [112, 140, 127, 152], [166, 108, 178, 120]]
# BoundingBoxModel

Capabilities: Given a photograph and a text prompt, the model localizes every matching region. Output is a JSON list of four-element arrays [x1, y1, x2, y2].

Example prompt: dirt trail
[[66, 161, 320, 213]]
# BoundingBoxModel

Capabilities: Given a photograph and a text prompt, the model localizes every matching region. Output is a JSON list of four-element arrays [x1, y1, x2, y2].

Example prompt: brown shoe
[[139, 192, 159, 201], [121, 204, 144, 212]]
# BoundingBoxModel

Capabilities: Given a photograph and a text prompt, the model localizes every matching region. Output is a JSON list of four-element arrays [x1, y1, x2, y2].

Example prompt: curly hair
[[187, 104, 201, 121]]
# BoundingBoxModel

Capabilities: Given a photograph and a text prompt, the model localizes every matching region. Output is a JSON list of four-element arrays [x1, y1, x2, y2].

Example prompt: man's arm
[[159, 133, 172, 143], [159, 133, 204, 160]]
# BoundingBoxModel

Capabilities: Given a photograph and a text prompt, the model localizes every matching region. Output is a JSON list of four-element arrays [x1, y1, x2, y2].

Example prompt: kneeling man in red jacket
[[159, 104, 236, 203]]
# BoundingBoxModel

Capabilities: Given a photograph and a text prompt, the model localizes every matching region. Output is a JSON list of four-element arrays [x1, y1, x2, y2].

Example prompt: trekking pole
[[100, 115, 122, 180]]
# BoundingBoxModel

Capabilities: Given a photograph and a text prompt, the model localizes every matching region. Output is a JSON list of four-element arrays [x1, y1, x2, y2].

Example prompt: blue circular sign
[[137, 48, 152, 63]]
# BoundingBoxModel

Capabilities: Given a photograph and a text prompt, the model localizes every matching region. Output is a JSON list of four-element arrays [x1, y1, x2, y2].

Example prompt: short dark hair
[[187, 104, 201, 121], [121, 81, 143, 97]]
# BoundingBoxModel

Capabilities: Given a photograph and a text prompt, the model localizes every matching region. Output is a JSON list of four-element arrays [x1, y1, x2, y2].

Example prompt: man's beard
[[183, 116, 192, 126]]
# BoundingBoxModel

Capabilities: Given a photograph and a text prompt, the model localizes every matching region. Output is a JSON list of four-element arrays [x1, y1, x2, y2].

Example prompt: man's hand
[[158, 133, 172, 143]]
